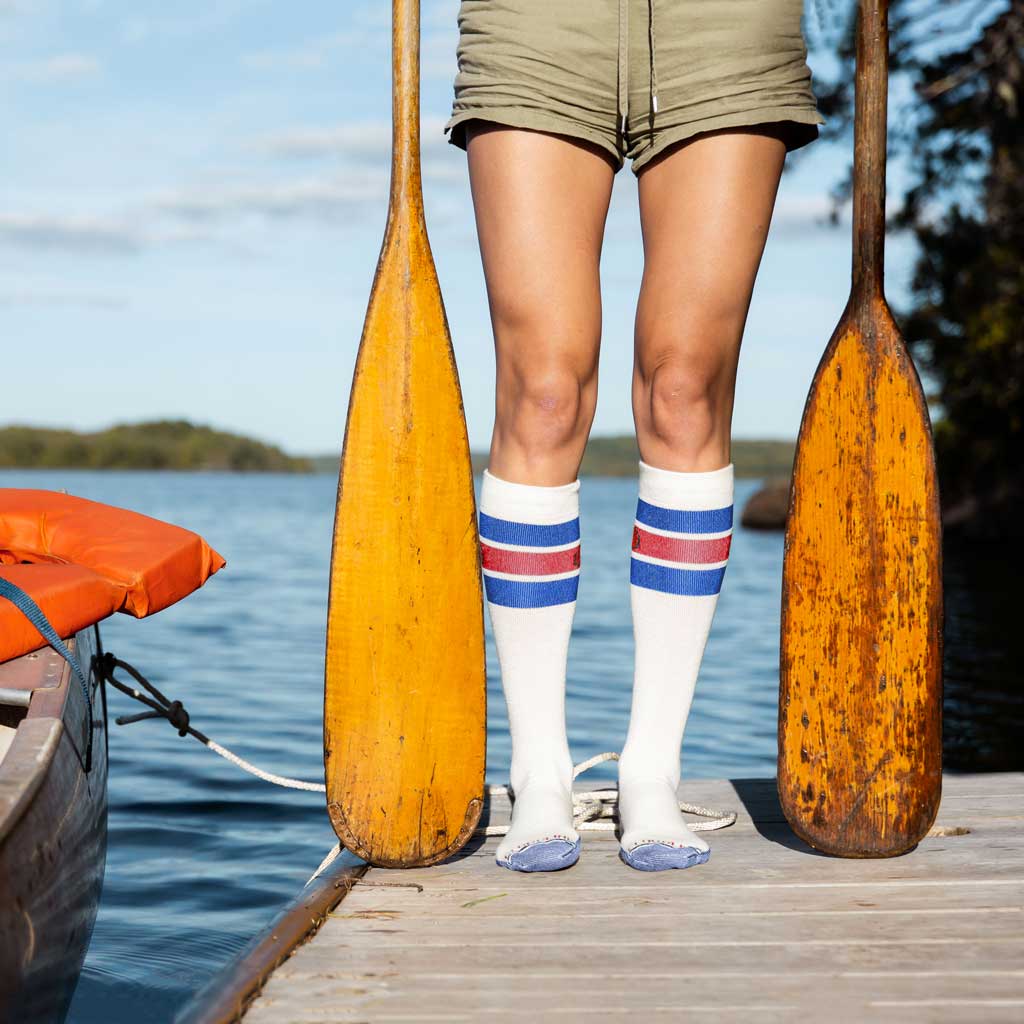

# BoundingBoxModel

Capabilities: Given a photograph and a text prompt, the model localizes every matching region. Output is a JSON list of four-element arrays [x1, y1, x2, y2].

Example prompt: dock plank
[[242, 773, 1024, 1023]]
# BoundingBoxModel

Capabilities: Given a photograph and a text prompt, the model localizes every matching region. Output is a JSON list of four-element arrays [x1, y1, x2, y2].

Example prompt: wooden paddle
[[323, 0, 486, 868], [778, 0, 943, 858]]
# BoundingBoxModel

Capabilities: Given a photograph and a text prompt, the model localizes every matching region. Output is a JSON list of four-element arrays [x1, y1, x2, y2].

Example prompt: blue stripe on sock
[[479, 513, 580, 547], [484, 574, 579, 608], [630, 558, 727, 596], [635, 500, 732, 535]]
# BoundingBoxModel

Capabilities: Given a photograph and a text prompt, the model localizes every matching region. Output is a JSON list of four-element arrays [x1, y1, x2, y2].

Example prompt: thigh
[[467, 122, 615, 386], [634, 128, 787, 381]]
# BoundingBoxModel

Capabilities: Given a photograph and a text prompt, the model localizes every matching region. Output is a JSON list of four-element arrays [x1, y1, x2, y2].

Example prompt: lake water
[[0, 470, 1018, 1022]]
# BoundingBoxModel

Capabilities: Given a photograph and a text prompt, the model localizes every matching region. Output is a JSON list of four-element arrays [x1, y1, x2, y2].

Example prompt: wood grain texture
[[0, 628, 108, 1024], [779, 0, 942, 857], [323, 0, 486, 868], [779, 306, 942, 856], [240, 775, 1024, 1024], [173, 858, 367, 1024]]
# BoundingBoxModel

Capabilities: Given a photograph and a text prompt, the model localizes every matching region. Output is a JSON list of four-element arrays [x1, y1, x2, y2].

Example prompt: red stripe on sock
[[481, 543, 581, 576], [631, 527, 731, 564]]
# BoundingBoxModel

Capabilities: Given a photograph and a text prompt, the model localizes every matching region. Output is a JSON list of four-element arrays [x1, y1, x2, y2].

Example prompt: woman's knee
[[495, 359, 596, 456], [633, 341, 736, 458]]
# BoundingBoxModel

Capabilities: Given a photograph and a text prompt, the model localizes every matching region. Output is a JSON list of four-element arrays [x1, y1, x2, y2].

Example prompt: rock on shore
[[741, 476, 791, 530]]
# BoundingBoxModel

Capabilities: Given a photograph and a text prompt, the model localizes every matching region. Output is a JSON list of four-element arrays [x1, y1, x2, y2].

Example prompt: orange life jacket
[[0, 489, 225, 663]]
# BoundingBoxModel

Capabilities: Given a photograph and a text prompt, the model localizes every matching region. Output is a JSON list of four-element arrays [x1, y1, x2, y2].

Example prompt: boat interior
[[0, 652, 53, 770]]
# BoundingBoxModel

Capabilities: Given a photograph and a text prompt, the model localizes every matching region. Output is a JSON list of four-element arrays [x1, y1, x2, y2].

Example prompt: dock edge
[[173, 856, 367, 1024]]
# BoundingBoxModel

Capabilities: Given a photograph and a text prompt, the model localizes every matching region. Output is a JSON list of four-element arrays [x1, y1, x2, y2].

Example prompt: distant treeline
[[0, 421, 312, 472], [2, 423, 794, 477], [311, 437, 795, 478]]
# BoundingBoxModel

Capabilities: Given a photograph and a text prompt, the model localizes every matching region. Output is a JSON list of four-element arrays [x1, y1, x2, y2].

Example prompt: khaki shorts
[[444, 0, 824, 174]]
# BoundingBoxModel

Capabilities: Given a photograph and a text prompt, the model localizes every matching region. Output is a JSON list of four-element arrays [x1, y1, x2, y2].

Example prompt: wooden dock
[[181, 772, 1024, 1022]]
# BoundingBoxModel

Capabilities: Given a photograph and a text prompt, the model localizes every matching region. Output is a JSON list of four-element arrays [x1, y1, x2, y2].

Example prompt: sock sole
[[496, 837, 581, 873], [619, 843, 710, 872]]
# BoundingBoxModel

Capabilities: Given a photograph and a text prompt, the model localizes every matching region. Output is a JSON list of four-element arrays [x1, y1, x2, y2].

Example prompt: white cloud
[[0, 181, 817, 259], [0, 210, 219, 254], [240, 25, 385, 75], [0, 286, 128, 309], [239, 48, 326, 72], [0, 120, 463, 256], [0, 213, 140, 253], [119, 0, 271, 45], [262, 115, 451, 161], [263, 122, 391, 159], [147, 173, 389, 224], [241, 6, 456, 80], [420, 158, 466, 185], [770, 194, 844, 230], [766, 193, 910, 236], [10, 53, 100, 82]]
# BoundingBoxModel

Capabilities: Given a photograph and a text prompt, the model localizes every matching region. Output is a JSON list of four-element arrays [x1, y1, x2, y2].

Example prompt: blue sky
[[0, 0, 919, 455]]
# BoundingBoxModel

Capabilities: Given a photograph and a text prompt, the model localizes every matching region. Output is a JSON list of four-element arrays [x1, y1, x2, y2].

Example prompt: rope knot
[[167, 700, 190, 736], [100, 650, 325, 792]]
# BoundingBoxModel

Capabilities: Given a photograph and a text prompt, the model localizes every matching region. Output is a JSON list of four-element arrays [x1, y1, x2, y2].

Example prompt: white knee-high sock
[[479, 469, 581, 866], [618, 461, 734, 861]]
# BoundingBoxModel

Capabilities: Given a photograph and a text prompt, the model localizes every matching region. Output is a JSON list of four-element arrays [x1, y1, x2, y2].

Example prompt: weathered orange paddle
[[778, 0, 943, 858], [323, 0, 486, 868]]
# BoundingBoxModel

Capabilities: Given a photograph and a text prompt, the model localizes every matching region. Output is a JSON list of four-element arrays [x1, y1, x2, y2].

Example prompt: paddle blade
[[779, 300, 942, 857], [324, 212, 486, 867]]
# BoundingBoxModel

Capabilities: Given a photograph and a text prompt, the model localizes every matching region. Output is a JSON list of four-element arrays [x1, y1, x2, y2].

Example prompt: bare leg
[[466, 123, 615, 869], [619, 129, 787, 869], [633, 127, 786, 470], [467, 122, 615, 485]]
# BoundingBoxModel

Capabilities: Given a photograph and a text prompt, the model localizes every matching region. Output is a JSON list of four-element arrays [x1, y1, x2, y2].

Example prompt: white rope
[[198, 746, 737, 837], [308, 842, 343, 884], [477, 751, 737, 835], [198, 745, 737, 883], [304, 752, 735, 884], [205, 739, 327, 793], [106, 657, 735, 868]]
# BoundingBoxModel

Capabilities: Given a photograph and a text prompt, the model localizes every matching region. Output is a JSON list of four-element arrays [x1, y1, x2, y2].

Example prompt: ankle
[[510, 754, 573, 796], [618, 750, 679, 788]]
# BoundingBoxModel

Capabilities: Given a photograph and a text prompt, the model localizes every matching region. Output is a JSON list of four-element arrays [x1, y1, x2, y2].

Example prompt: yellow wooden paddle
[[778, 0, 943, 858], [323, 0, 486, 868]]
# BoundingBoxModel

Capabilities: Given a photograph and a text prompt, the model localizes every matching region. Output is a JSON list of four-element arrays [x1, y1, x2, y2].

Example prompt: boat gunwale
[[0, 718, 64, 846], [173, 856, 367, 1024], [0, 640, 81, 847]]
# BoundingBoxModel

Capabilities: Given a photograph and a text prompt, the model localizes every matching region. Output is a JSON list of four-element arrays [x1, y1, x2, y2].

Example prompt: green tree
[[0, 421, 312, 473]]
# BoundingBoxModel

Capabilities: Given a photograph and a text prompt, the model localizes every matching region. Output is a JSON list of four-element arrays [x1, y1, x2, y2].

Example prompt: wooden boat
[[0, 625, 108, 1023], [0, 487, 223, 1021]]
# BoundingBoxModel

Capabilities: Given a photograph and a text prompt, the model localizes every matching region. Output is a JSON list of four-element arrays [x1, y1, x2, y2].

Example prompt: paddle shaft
[[852, 0, 888, 307], [391, 0, 422, 221]]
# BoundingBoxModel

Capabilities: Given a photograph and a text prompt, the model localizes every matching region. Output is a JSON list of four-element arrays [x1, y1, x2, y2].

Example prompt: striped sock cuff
[[629, 462, 733, 597], [479, 470, 581, 609]]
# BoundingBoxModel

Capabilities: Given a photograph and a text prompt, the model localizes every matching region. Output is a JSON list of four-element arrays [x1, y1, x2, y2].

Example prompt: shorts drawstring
[[650, 0, 659, 115], [618, 0, 629, 138], [618, 0, 659, 141]]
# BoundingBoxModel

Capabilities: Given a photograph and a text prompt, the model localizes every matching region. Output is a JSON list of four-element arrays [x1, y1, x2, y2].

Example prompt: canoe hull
[[0, 627, 108, 1024]]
